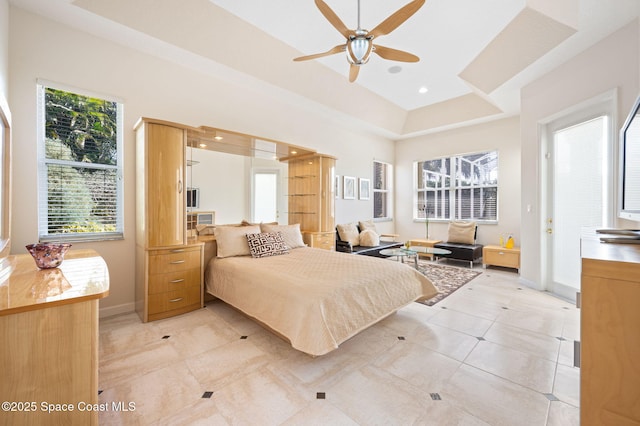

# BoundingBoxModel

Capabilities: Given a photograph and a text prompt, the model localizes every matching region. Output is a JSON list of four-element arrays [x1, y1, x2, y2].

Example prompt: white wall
[[395, 117, 521, 245], [8, 7, 395, 315], [520, 19, 640, 290], [0, 0, 7, 99]]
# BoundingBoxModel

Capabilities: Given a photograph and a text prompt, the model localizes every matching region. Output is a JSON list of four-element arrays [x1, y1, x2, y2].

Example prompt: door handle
[[547, 228, 553, 234]]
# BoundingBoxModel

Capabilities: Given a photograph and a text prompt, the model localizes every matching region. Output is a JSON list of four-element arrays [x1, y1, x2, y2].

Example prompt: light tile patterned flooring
[[98, 267, 580, 425]]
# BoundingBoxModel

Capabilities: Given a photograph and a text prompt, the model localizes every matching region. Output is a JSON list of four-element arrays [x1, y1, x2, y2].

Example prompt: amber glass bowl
[[25, 243, 72, 269]]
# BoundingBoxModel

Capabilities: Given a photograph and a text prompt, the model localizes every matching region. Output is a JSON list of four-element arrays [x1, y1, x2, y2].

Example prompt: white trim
[[36, 78, 125, 104]]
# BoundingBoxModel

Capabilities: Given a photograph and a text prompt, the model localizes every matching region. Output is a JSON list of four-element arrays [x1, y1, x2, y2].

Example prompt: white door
[[545, 114, 611, 298], [252, 170, 280, 223]]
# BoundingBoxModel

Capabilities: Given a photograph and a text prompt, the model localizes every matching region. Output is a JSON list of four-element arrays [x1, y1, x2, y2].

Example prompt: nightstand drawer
[[149, 248, 200, 274], [483, 245, 521, 270], [303, 232, 335, 250], [148, 286, 201, 315], [148, 268, 200, 294]]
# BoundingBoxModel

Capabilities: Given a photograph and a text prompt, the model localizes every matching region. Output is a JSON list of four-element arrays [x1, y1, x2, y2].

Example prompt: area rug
[[416, 261, 481, 306]]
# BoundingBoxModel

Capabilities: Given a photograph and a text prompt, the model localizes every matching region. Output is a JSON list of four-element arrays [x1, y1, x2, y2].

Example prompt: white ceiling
[[8, 0, 640, 138]]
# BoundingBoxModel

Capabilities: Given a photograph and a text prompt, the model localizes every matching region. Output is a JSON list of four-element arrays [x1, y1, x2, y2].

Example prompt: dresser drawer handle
[[498, 252, 505, 255], [170, 279, 185, 283], [170, 249, 185, 253], [170, 260, 186, 264], [169, 297, 183, 303]]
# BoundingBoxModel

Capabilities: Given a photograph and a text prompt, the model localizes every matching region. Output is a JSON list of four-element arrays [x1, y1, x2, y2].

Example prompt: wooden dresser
[[0, 249, 109, 425], [580, 237, 640, 425]]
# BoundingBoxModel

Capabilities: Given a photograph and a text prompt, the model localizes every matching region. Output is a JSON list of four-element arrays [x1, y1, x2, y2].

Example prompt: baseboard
[[99, 302, 135, 319], [550, 282, 578, 304], [518, 276, 542, 291]]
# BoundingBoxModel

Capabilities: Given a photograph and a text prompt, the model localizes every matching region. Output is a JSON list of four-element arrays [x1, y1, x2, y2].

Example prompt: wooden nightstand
[[483, 245, 520, 272], [303, 231, 335, 251], [409, 239, 442, 260]]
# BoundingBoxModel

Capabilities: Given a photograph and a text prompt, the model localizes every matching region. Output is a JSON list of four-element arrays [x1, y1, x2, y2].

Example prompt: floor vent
[[430, 393, 442, 400]]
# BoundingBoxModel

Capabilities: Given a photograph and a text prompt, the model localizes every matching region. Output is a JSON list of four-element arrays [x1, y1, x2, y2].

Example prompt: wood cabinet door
[[147, 123, 185, 247]]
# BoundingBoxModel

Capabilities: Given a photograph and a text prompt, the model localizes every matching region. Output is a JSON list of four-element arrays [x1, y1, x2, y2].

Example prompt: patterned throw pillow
[[246, 232, 289, 258]]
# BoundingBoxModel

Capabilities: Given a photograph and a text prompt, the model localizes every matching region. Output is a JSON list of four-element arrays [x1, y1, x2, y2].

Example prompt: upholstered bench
[[335, 220, 403, 258], [434, 221, 483, 268]]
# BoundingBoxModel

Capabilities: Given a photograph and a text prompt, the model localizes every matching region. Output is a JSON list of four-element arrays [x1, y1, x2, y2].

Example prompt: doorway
[[544, 108, 613, 300], [252, 169, 281, 224]]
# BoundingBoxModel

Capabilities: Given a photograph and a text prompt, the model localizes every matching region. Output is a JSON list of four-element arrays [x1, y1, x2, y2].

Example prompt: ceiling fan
[[294, 0, 425, 82]]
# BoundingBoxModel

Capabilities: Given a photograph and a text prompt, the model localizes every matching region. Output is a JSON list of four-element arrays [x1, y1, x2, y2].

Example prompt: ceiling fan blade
[[373, 45, 419, 62], [314, 0, 352, 38], [349, 64, 360, 82], [369, 0, 425, 38], [293, 45, 345, 62]]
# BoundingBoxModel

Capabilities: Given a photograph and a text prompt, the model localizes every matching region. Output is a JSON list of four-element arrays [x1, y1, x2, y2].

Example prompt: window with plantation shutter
[[37, 82, 123, 242], [415, 151, 498, 222], [373, 160, 392, 220]]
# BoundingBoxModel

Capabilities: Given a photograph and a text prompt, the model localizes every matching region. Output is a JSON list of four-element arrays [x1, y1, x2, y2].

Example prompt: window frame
[[373, 160, 393, 221], [36, 80, 124, 243], [414, 150, 498, 224]]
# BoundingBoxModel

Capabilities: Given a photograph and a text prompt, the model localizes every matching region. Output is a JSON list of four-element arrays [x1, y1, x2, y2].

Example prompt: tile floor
[[98, 266, 580, 425]]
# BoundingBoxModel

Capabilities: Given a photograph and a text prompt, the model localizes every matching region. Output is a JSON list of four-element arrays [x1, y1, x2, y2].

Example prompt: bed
[[205, 226, 438, 356]]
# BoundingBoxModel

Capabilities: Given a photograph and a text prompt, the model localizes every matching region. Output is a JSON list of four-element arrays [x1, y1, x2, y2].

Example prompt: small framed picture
[[343, 176, 356, 200], [359, 178, 370, 200], [335, 175, 341, 199]]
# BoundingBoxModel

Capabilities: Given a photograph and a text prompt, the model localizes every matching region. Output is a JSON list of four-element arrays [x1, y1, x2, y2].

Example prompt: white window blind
[[37, 83, 124, 242], [416, 150, 498, 222], [373, 161, 392, 219]]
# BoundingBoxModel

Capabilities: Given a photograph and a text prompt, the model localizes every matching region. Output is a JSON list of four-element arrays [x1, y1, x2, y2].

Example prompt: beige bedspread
[[205, 247, 437, 356]]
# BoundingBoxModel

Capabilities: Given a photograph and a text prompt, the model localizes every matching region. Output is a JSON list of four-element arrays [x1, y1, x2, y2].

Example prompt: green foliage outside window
[[42, 87, 120, 237]]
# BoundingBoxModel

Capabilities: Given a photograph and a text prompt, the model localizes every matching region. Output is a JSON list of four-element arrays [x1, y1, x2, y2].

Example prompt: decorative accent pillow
[[260, 223, 306, 249], [359, 229, 380, 247], [447, 221, 476, 245], [337, 223, 360, 246], [214, 225, 261, 258], [246, 232, 289, 258], [358, 219, 377, 233]]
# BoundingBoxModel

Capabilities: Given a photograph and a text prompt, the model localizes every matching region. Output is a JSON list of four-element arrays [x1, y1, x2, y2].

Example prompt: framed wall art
[[359, 178, 370, 200], [343, 176, 356, 199]]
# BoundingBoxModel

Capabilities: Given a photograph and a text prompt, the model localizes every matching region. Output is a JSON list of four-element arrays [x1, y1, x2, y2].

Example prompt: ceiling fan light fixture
[[347, 36, 373, 65]]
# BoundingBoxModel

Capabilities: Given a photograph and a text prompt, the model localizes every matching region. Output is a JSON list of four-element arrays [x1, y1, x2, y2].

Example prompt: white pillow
[[260, 223, 306, 249], [337, 223, 360, 246], [214, 225, 261, 258], [359, 229, 380, 247], [358, 219, 377, 233]]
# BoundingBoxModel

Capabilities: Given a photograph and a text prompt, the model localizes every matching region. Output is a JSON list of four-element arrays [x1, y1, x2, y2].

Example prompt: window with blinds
[[373, 160, 392, 219], [416, 151, 498, 222], [37, 83, 123, 242]]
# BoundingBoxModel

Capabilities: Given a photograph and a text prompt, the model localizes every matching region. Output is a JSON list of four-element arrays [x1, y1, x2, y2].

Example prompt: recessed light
[[291, 150, 297, 155], [199, 143, 207, 148], [418, 86, 429, 94], [214, 136, 223, 141], [388, 65, 402, 74]]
